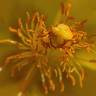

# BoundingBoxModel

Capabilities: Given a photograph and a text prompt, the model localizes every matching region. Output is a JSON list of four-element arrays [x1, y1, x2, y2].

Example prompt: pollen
[[52, 24, 73, 40]]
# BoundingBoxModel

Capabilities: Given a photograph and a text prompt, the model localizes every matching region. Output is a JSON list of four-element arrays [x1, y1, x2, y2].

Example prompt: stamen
[[60, 1, 65, 15], [54, 69, 58, 77], [64, 2, 72, 17], [79, 69, 85, 88], [68, 74, 76, 86], [0, 67, 3, 72], [0, 39, 18, 44], [60, 81, 64, 92], [26, 11, 30, 23], [18, 18, 22, 28], [42, 84, 48, 95], [17, 92, 23, 96], [49, 79, 55, 91], [9, 27, 17, 33], [89, 59, 96, 63]]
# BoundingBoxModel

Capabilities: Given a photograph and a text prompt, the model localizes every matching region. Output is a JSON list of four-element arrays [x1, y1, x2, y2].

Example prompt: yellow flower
[[0, 1, 96, 96]]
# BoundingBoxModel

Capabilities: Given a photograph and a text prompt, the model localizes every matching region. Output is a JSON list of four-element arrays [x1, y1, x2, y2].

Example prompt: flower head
[[0, 1, 96, 96]]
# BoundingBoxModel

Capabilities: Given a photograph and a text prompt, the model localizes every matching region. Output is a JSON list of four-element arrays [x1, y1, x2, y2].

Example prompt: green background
[[0, 0, 96, 96]]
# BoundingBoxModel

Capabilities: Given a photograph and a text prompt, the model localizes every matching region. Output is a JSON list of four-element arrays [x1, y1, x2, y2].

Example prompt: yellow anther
[[60, 81, 64, 92], [49, 79, 55, 91]]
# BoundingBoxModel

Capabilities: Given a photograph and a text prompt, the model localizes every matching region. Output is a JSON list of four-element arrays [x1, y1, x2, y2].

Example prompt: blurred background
[[0, 0, 96, 96]]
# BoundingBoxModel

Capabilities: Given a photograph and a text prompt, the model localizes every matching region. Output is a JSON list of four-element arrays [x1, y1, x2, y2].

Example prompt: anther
[[0, 67, 3, 72], [17, 92, 23, 96]]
